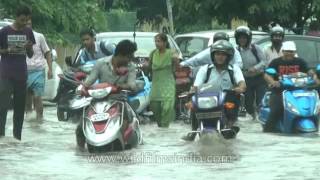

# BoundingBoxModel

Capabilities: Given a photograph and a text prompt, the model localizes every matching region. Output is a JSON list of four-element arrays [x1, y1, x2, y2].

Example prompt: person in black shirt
[[0, 6, 35, 140], [264, 41, 313, 132]]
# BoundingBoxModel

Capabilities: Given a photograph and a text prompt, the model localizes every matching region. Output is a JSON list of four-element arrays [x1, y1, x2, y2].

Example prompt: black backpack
[[237, 44, 261, 63], [204, 64, 236, 85]]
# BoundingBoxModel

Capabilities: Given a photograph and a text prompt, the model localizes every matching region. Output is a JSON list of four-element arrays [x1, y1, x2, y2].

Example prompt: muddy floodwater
[[1, 106, 320, 180]]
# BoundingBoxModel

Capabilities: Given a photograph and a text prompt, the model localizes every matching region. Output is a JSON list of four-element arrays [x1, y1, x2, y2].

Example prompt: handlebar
[[58, 74, 82, 86]]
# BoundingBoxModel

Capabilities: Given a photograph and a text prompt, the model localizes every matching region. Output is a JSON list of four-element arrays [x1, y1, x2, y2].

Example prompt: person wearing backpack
[[235, 26, 268, 120], [78, 28, 115, 64], [182, 40, 246, 141]]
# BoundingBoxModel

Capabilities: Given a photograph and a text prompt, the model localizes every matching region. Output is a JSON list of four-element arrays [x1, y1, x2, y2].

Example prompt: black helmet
[[210, 40, 234, 63], [235, 26, 252, 46], [270, 26, 284, 38], [213, 32, 230, 42], [100, 41, 116, 56]]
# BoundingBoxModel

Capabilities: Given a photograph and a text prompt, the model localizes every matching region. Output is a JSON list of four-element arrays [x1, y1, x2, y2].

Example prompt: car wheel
[[57, 107, 70, 121]]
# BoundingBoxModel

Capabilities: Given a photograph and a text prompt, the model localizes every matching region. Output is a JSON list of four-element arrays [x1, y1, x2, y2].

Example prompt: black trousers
[[244, 75, 267, 115], [0, 78, 27, 140], [265, 91, 283, 131]]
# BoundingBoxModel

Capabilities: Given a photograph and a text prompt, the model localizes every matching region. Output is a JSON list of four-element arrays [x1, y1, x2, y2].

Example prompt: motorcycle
[[55, 58, 97, 121], [259, 68, 320, 133], [180, 84, 241, 140]]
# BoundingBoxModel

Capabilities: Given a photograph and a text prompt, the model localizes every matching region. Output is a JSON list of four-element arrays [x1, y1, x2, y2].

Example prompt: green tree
[[0, 0, 109, 45], [172, 0, 320, 34]]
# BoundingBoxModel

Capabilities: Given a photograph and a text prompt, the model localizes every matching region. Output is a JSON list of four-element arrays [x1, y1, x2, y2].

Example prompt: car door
[[43, 59, 63, 101], [256, 36, 320, 69], [174, 36, 209, 59], [287, 36, 319, 68]]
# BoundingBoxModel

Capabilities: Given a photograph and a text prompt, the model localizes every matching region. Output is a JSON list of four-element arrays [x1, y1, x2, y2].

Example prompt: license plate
[[196, 111, 222, 119], [292, 92, 314, 97], [90, 113, 109, 122]]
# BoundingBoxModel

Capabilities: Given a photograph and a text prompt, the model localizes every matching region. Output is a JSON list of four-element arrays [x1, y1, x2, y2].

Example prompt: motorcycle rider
[[76, 40, 138, 149], [235, 26, 267, 120], [78, 28, 115, 64], [182, 40, 246, 141], [180, 32, 243, 69], [264, 26, 285, 65], [263, 41, 315, 132]]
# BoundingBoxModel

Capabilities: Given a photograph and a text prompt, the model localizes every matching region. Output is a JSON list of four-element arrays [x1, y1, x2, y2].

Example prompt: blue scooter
[[259, 68, 320, 133]]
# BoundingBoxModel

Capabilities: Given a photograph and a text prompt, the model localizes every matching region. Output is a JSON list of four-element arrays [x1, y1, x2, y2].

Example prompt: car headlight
[[197, 96, 218, 109], [88, 87, 112, 99]]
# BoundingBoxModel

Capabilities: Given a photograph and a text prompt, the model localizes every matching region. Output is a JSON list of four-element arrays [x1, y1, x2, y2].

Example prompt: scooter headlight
[[286, 101, 299, 115], [88, 87, 112, 99], [197, 96, 218, 109]]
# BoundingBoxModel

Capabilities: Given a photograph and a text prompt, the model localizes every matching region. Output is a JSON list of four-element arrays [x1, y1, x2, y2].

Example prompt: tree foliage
[[0, 0, 109, 45], [172, 0, 320, 34]]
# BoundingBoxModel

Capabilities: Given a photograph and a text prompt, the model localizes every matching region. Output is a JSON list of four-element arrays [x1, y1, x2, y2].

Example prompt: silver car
[[174, 29, 268, 59]]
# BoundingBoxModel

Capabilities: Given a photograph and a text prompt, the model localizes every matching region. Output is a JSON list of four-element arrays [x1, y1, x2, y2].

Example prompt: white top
[[194, 64, 245, 91], [264, 45, 283, 65], [180, 46, 243, 69], [26, 31, 50, 70]]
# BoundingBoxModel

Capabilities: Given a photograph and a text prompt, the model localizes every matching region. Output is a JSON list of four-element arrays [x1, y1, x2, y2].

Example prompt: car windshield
[[97, 35, 177, 57]]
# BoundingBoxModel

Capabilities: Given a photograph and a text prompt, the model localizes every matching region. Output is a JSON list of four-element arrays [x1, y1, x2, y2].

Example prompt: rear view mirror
[[315, 64, 320, 77], [265, 68, 277, 76], [316, 64, 320, 73], [65, 56, 73, 66]]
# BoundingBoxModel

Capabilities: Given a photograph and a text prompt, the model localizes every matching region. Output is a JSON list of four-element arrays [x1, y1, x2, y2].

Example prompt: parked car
[[42, 59, 63, 101], [255, 35, 320, 69], [0, 19, 14, 30], [96, 32, 182, 60], [174, 30, 268, 59], [0, 19, 62, 102], [96, 32, 191, 118]]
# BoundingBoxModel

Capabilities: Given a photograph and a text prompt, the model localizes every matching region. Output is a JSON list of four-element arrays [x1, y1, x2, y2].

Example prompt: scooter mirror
[[316, 64, 320, 73], [265, 68, 277, 76]]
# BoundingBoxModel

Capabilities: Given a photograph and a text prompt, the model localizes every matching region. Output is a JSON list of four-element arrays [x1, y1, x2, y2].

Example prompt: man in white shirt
[[264, 26, 284, 65], [25, 19, 52, 121], [180, 32, 243, 77], [182, 40, 246, 141]]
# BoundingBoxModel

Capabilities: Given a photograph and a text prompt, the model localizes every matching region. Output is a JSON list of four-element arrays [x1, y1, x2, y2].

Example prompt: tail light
[[224, 102, 235, 109]]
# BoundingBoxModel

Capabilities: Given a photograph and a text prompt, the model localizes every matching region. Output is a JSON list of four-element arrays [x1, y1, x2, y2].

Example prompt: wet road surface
[[1, 106, 320, 180]]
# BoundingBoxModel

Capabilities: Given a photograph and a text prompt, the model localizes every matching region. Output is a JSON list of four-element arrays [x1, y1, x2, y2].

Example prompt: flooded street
[[1, 105, 320, 180]]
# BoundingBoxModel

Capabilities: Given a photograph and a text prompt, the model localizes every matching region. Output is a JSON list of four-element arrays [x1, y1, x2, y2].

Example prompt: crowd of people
[[0, 5, 319, 143]]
